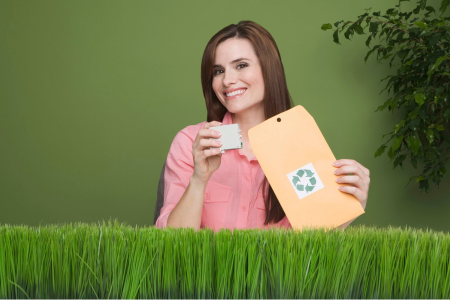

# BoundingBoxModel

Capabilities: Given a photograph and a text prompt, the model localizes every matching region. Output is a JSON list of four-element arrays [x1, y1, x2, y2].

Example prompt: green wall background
[[1, 0, 449, 233]]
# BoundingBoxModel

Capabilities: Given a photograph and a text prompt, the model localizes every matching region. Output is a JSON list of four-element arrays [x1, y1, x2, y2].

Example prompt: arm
[[166, 175, 207, 231], [155, 130, 206, 231]]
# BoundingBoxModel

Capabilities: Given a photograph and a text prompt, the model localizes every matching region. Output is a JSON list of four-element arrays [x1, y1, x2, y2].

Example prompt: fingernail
[[333, 161, 339, 166], [218, 122, 222, 125]]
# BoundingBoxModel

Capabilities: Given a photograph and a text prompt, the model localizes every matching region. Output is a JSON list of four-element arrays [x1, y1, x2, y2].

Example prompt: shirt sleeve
[[155, 130, 195, 228]]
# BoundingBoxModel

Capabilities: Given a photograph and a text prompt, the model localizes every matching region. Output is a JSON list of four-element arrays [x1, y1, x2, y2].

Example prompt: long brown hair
[[200, 20, 294, 225]]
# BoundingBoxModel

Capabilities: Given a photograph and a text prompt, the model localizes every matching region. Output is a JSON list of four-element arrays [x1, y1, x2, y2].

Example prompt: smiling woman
[[155, 20, 370, 233], [155, 21, 295, 232]]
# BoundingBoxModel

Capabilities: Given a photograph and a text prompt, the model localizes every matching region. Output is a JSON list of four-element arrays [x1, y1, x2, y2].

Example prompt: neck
[[230, 104, 265, 141]]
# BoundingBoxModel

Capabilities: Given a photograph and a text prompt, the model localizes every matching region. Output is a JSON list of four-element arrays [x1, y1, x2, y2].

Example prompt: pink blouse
[[155, 111, 292, 233]]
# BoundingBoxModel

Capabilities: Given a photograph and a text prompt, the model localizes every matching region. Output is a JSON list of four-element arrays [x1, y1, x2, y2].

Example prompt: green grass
[[0, 219, 449, 299]]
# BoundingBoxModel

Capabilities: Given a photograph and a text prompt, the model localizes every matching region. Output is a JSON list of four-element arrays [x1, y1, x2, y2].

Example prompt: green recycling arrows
[[292, 168, 317, 194]]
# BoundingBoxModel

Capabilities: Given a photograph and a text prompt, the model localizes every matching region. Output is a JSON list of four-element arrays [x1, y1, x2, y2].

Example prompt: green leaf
[[394, 120, 406, 133], [375, 99, 392, 112], [375, 145, 387, 157], [426, 129, 434, 144], [439, 166, 446, 176], [369, 22, 380, 38], [444, 109, 450, 122], [334, 20, 344, 28], [387, 147, 396, 162], [434, 95, 440, 105], [419, 30, 432, 37], [407, 135, 422, 155], [397, 49, 410, 59], [408, 107, 420, 119], [425, 6, 435, 13], [416, 176, 425, 182], [429, 34, 440, 47], [365, 35, 372, 47], [344, 27, 353, 40], [354, 24, 364, 34], [392, 135, 404, 152], [437, 125, 445, 131], [364, 49, 374, 63], [390, 98, 399, 111], [415, 93, 425, 107], [321, 23, 333, 31], [393, 154, 406, 169], [414, 21, 428, 29], [427, 56, 450, 82], [333, 29, 340, 45], [428, 124, 436, 129], [440, 0, 449, 13], [373, 11, 381, 16]]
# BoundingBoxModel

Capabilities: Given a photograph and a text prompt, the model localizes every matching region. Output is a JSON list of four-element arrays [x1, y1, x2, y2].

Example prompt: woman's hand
[[333, 159, 370, 207], [191, 121, 224, 184]]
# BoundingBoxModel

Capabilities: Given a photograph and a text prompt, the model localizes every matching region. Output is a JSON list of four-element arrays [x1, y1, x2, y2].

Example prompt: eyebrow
[[213, 58, 251, 68]]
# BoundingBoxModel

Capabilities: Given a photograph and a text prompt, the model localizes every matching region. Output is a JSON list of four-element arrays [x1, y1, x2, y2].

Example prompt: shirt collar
[[222, 110, 232, 125]]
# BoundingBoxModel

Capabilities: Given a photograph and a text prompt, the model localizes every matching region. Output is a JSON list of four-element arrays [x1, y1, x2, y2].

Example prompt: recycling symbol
[[291, 168, 317, 194]]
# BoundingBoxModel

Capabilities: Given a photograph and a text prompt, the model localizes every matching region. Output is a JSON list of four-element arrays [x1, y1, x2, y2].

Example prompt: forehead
[[214, 38, 257, 64]]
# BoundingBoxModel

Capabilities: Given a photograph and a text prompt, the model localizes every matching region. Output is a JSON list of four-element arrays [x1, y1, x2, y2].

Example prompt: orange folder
[[248, 105, 365, 232]]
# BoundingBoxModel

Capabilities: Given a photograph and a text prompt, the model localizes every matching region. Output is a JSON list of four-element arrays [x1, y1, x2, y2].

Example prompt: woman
[[155, 20, 370, 233]]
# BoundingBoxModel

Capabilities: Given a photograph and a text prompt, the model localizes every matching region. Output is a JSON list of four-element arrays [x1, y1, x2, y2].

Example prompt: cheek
[[246, 71, 264, 91], [212, 79, 221, 96]]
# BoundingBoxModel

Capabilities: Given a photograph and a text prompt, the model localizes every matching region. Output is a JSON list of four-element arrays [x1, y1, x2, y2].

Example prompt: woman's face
[[212, 38, 264, 114]]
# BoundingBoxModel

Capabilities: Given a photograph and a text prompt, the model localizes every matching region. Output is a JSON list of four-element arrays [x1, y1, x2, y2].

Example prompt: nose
[[222, 68, 237, 86]]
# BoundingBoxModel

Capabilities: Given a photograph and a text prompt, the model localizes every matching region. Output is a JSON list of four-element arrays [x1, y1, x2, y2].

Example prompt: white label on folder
[[287, 163, 324, 200]]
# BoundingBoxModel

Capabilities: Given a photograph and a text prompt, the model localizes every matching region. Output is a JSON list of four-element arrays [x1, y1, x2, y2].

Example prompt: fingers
[[336, 174, 368, 191], [334, 159, 370, 203], [334, 159, 370, 177], [198, 122, 222, 140], [193, 121, 222, 148], [337, 184, 368, 203], [193, 121, 223, 159], [203, 121, 222, 130]]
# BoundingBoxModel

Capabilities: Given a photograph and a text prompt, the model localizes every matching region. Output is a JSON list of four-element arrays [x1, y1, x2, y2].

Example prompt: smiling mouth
[[223, 88, 247, 100]]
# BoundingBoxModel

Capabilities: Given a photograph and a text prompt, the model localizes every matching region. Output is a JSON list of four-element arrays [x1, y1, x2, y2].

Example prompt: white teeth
[[226, 89, 246, 97]]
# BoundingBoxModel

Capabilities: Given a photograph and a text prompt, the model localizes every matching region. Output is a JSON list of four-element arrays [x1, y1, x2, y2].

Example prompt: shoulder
[[171, 120, 208, 147], [176, 120, 208, 143]]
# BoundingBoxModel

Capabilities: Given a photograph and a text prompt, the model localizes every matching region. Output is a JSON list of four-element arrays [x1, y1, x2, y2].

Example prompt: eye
[[213, 63, 248, 76], [237, 63, 248, 70], [213, 69, 223, 76]]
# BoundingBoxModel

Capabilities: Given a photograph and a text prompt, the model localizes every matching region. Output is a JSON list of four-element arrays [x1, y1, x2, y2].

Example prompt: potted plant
[[322, 0, 450, 193]]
